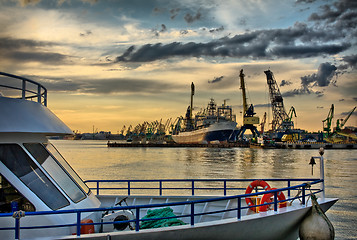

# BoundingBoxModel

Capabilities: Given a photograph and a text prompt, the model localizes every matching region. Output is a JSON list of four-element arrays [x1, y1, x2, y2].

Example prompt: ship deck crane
[[237, 69, 260, 140]]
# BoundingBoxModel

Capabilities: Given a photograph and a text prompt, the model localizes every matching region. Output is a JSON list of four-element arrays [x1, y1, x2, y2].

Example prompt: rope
[[140, 207, 186, 229], [12, 210, 25, 219]]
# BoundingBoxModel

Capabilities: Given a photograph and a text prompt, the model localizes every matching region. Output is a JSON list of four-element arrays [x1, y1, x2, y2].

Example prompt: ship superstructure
[[171, 87, 238, 144]]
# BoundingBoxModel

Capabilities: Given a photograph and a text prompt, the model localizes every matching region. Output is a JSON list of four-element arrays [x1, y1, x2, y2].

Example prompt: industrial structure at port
[[90, 68, 356, 148]]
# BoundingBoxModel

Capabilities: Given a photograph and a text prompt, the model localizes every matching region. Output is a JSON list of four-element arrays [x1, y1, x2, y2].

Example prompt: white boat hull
[[58, 196, 337, 240]]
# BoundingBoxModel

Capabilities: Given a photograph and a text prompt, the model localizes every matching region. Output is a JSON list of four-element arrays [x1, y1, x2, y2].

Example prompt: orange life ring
[[245, 180, 271, 212], [259, 188, 287, 212]]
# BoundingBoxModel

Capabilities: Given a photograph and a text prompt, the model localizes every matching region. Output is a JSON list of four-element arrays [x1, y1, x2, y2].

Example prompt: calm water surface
[[52, 140, 357, 240]]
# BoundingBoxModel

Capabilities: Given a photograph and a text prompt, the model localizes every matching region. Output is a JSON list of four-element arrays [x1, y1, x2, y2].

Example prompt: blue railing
[[0, 178, 322, 239], [84, 178, 321, 199], [0, 72, 47, 106]]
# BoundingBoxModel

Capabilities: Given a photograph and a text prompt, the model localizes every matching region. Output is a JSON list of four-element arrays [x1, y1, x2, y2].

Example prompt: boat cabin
[[0, 72, 101, 238]]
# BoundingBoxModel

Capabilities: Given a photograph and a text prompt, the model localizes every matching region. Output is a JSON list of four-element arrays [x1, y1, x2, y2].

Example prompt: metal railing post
[[191, 180, 195, 196], [159, 180, 162, 196], [135, 208, 140, 232], [43, 90, 47, 106], [96, 181, 100, 195], [128, 181, 131, 195], [224, 180, 227, 196], [76, 212, 81, 236], [320, 154, 325, 199], [22, 80, 26, 100], [274, 192, 278, 211], [190, 203, 194, 226], [237, 197, 241, 220], [37, 85, 41, 103], [15, 218, 20, 240], [302, 186, 306, 205], [287, 180, 291, 198]]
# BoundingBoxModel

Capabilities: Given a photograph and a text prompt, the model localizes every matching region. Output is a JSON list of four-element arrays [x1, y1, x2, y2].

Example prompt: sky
[[0, 0, 356, 133]]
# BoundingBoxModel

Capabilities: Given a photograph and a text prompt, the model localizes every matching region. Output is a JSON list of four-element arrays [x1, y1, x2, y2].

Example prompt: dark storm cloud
[[180, 30, 189, 35], [301, 62, 337, 87], [0, 37, 56, 49], [307, 0, 357, 41], [33, 76, 179, 95], [7, 51, 67, 63], [208, 76, 224, 84], [79, 30, 92, 37], [280, 80, 292, 87], [0, 37, 68, 64], [209, 26, 224, 33], [270, 43, 350, 58], [113, 0, 355, 63], [295, 0, 317, 3], [170, 8, 180, 20], [184, 10, 201, 23], [308, 0, 357, 23], [283, 62, 337, 98], [160, 24, 167, 32], [114, 23, 351, 62], [152, 24, 167, 37], [84, 78, 176, 94], [341, 54, 357, 69]]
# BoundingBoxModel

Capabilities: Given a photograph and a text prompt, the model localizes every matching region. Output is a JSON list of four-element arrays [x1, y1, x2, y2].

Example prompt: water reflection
[[53, 140, 357, 240]]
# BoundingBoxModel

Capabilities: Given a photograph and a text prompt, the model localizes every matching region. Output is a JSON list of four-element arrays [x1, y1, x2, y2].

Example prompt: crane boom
[[239, 69, 248, 114], [336, 106, 356, 132], [264, 70, 292, 131]]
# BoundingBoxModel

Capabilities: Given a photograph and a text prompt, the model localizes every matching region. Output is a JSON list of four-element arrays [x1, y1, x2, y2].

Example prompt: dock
[[107, 142, 250, 148], [275, 141, 356, 149]]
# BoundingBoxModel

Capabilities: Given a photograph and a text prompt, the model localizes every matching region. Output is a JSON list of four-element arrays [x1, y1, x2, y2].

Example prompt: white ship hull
[[172, 121, 237, 144]]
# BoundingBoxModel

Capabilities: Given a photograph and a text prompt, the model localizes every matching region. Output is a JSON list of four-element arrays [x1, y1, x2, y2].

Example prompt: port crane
[[264, 70, 294, 132], [335, 106, 356, 132], [322, 104, 334, 135], [285, 106, 297, 128], [237, 69, 260, 140], [259, 112, 267, 134]]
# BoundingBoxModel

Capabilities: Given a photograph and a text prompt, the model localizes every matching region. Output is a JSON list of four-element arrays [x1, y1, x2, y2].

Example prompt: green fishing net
[[140, 207, 187, 229]]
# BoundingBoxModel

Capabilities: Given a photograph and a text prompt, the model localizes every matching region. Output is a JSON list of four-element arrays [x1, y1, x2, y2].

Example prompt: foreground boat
[[0, 72, 337, 240]]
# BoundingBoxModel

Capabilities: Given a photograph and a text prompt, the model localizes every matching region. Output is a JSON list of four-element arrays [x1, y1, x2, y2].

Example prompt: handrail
[[0, 178, 323, 238], [84, 178, 320, 196], [0, 72, 47, 106]]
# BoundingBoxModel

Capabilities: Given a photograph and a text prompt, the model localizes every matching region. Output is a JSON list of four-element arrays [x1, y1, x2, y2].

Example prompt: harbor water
[[52, 140, 357, 240]]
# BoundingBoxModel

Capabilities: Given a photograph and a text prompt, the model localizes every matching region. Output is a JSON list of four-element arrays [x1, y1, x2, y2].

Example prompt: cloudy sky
[[1, 0, 356, 133]]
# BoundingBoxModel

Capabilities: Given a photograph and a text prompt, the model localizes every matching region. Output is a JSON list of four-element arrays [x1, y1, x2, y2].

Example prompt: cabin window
[[23, 143, 87, 203], [0, 174, 35, 213], [0, 144, 69, 210], [44, 143, 90, 194]]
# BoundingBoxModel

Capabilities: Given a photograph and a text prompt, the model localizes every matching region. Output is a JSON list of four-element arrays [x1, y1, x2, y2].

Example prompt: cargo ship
[[171, 84, 238, 144]]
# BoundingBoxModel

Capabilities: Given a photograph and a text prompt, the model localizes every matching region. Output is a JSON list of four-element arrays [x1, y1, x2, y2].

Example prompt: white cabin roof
[[0, 97, 72, 135]]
